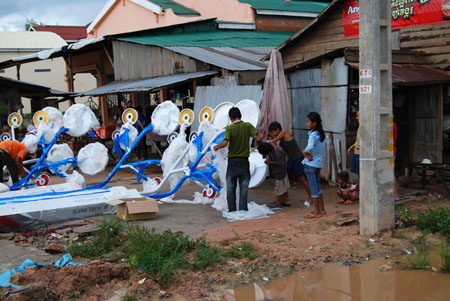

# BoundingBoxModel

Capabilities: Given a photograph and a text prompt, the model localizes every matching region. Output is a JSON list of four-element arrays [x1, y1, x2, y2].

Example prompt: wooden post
[[65, 54, 75, 106], [131, 93, 138, 107], [99, 75, 109, 127], [159, 88, 168, 103]]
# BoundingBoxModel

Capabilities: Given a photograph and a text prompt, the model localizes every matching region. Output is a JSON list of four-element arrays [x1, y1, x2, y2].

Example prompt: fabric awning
[[78, 71, 218, 96], [346, 62, 450, 85]]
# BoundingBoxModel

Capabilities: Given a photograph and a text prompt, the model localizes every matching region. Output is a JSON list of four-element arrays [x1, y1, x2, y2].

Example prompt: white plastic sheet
[[151, 101, 180, 135], [119, 123, 138, 149], [65, 170, 85, 187], [22, 133, 38, 154], [47, 143, 74, 172], [222, 202, 274, 222], [77, 142, 109, 175], [36, 107, 64, 144], [63, 104, 99, 137]]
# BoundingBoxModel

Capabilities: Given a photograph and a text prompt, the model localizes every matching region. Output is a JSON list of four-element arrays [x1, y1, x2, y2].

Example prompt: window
[[34, 69, 51, 73]]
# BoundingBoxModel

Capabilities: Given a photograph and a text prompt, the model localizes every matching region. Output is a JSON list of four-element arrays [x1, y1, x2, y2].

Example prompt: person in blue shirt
[[302, 112, 326, 218]]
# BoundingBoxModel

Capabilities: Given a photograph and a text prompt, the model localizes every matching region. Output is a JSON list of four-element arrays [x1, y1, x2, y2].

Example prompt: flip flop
[[281, 202, 292, 207], [338, 200, 346, 204], [271, 202, 282, 208], [395, 199, 401, 203], [305, 213, 319, 219], [343, 200, 353, 205]]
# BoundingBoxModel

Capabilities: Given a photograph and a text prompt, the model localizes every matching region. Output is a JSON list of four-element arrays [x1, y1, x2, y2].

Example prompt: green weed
[[224, 243, 258, 260], [120, 289, 141, 301], [68, 219, 123, 259], [193, 246, 223, 270], [406, 251, 431, 270], [69, 284, 89, 299], [393, 230, 407, 239], [417, 206, 450, 240], [396, 209, 416, 227], [439, 241, 450, 273]]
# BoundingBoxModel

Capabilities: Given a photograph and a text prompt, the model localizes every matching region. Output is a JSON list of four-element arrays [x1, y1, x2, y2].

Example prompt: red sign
[[343, 0, 450, 37]]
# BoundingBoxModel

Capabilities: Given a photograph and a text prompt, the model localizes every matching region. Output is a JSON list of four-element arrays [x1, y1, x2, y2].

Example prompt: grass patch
[[405, 251, 431, 270], [440, 241, 450, 273], [397, 209, 416, 227], [68, 219, 123, 259], [68, 284, 89, 299], [224, 243, 258, 260], [393, 230, 407, 239], [193, 246, 223, 270], [417, 206, 450, 241]]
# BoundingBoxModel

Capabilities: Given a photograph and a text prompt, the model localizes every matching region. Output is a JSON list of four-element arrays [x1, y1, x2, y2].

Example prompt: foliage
[[124, 227, 195, 288], [440, 241, 450, 273], [397, 208, 417, 227], [224, 243, 258, 260], [68, 219, 123, 259], [25, 18, 43, 31], [121, 290, 141, 301], [68, 284, 89, 299], [193, 246, 223, 270], [416, 206, 450, 240], [405, 251, 431, 270]]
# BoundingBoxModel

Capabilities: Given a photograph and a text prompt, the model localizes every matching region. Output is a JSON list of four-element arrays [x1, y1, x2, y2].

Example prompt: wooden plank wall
[[112, 41, 207, 81], [281, 2, 359, 69], [399, 23, 450, 70]]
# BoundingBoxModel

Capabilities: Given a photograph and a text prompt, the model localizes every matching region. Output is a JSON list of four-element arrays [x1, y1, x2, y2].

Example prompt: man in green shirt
[[214, 107, 260, 212]]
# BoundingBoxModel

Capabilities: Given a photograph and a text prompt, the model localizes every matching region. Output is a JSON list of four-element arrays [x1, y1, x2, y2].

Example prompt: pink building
[[87, 0, 329, 38]]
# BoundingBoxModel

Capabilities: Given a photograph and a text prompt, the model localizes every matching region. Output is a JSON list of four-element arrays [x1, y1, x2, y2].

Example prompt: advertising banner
[[343, 0, 450, 37]]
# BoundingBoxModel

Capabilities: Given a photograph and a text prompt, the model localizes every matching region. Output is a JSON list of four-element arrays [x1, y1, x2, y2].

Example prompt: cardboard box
[[107, 197, 159, 221]]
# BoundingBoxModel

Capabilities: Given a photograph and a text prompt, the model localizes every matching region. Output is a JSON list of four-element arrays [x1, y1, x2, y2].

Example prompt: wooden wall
[[281, 2, 359, 69], [399, 23, 450, 70], [113, 41, 208, 81]]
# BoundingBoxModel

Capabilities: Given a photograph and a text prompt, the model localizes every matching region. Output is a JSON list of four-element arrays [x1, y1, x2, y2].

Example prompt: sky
[[0, 0, 108, 31]]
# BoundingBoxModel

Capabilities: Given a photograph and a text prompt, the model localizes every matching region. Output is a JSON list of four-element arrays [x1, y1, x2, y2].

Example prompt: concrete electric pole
[[359, 0, 395, 235]]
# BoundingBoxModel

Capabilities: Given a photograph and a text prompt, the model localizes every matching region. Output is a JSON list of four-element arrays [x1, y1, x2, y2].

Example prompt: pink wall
[[88, 0, 255, 38], [88, 0, 202, 38], [175, 0, 254, 24]]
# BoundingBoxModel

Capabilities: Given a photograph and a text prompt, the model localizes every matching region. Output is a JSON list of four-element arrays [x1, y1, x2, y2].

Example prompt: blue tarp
[[0, 254, 82, 289]]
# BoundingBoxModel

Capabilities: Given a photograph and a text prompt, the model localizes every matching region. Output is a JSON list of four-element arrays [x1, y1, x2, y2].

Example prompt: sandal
[[305, 213, 319, 219], [271, 202, 282, 208], [281, 202, 292, 207], [338, 200, 346, 204], [343, 200, 353, 205]]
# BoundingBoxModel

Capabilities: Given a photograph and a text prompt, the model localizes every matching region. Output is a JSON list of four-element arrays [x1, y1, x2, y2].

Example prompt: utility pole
[[359, 0, 395, 235]]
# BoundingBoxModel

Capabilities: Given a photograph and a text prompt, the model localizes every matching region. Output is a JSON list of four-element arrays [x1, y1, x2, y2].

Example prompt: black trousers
[[0, 150, 19, 184]]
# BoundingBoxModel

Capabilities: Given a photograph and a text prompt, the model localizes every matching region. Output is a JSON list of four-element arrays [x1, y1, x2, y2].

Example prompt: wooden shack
[[271, 0, 450, 179]]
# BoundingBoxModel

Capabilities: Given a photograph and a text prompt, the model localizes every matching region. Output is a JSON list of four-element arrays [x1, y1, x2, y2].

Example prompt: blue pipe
[[87, 123, 155, 189], [10, 127, 69, 190]]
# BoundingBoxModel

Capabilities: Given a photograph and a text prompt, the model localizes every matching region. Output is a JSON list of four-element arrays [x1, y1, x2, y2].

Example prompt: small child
[[257, 142, 291, 208], [336, 171, 358, 205]]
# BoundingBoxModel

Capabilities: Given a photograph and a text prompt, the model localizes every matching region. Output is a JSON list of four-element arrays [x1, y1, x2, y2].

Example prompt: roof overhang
[[0, 76, 75, 99], [346, 62, 450, 85], [256, 9, 319, 18], [78, 71, 218, 96]]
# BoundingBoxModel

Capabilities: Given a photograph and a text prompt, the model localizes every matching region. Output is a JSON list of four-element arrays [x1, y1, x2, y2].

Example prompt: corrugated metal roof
[[32, 25, 87, 40], [115, 30, 293, 47], [165, 46, 273, 71], [346, 62, 450, 84], [150, 0, 199, 15], [238, 0, 329, 13], [0, 31, 67, 50], [79, 71, 217, 96]]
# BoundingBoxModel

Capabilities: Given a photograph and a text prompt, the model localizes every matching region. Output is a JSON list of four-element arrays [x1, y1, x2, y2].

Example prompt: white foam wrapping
[[119, 123, 138, 149], [236, 99, 261, 128], [65, 170, 85, 187], [22, 133, 38, 154], [143, 178, 159, 192], [160, 124, 189, 194], [222, 202, 274, 222], [0, 183, 9, 193], [63, 104, 99, 137], [77, 142, 109, 175], [47, 143, 74, 172], [36, 107, 63, 144], [151, 101, 180, 135]]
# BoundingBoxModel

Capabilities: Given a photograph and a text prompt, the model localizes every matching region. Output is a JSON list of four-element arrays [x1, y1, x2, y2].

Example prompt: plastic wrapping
[[36, 107, 64, 144], [143, 178, 159, 192], [222, 202, 274, 222], [65, 170, 86, 187], [151, 101, 180, 135], [119, 123, 138, 149], [47, 143, 74, 172], [77, 142, 109, 175], [160, 124, 189, 194], [0, 183, 8, 193], [22, 132, 38, 154], [63, 104, 100, 137]]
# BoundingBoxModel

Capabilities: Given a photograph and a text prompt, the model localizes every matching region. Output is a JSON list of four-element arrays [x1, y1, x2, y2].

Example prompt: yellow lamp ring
[[33, 111, 49, 127], [199, 107, 214, 124], [7, 112, 23, 128], [122, 108, 138, 125], [179, 109, 194, 126]]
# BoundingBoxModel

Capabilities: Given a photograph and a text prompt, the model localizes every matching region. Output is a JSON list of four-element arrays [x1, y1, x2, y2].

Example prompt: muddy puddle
[[224, 254, 450, 301]]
